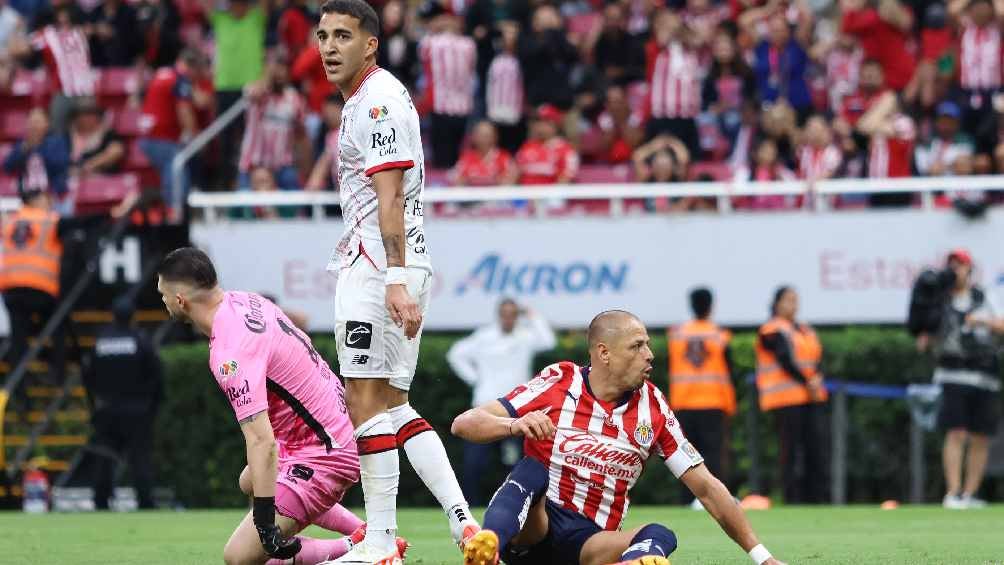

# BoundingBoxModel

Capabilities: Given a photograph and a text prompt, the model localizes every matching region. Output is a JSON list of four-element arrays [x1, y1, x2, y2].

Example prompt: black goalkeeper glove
[[253, 497, 302, 560]]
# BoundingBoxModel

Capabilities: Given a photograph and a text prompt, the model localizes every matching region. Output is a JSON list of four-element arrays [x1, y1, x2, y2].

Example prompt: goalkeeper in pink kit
[[156, 247, 406, 565]]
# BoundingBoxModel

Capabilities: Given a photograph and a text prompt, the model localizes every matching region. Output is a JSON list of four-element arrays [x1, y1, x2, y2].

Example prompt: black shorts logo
[[352, 354, 370, 365], [288, 464, 314, 482], [345, 321, 373, 350]]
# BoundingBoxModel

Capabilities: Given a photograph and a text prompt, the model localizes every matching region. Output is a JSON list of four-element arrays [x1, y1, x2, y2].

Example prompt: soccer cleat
[[396, 536, 410, 559], [961, 494, 987, 509], [348, 524, 367, 548], [607, 557, 672, 565], [462, 529, 499, 565], [320, 539, 403, 565], [943, 493, 967, 510]]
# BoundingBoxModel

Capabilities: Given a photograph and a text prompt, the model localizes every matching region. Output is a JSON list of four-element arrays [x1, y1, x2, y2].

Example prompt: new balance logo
[[352, 354, 370, 365]]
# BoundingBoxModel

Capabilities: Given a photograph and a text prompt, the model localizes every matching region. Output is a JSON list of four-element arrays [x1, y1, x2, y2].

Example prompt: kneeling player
[[452, 310, 785, 565], [157, 248, 406, 565]]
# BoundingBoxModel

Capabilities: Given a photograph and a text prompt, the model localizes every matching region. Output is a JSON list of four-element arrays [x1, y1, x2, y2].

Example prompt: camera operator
[[916, 249, 1004, 510]]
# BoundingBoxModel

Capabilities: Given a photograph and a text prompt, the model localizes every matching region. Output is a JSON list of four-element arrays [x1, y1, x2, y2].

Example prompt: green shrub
[[154, 327, 990, 508]]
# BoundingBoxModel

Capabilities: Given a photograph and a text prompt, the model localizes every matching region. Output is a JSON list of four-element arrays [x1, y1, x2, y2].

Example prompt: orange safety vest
[[667, 319, 736, 416], [755, 317, 826, 411], [0, 207, 62, 297]]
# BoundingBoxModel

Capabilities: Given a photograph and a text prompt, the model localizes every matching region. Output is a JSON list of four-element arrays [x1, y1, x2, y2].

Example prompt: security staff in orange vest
[[755, 286, 828, 504], [667, 287, 736, 508], [1, 188, 66, 381]]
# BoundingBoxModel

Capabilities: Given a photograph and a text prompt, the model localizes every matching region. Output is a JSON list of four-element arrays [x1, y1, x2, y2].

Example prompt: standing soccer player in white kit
[[314, 1, 478, 563]]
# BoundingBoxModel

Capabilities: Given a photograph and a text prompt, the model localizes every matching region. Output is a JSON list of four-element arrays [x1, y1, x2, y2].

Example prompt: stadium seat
[[688, 161, 733, 181], [95, 68, 141, 97], [75, 173, 138, 208], [113, 106, 151, 138], [0, 174, 18, 196], [1, 111, 28, 141], [0, 142, 12, 163], [125, 140, 151, 169]]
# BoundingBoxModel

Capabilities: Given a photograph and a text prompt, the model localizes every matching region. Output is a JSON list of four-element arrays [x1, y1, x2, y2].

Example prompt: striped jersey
[[238, 86, 306, 173], [959, 21, 1002, 91], [419, 32, 477, 116], [326, 66, 431, 273], [31, 25, 95, 96], [500, 361, 703, 531]]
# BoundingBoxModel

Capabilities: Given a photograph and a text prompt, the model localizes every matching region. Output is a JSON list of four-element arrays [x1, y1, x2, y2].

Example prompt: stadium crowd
[[1, 0, 1003, 215]]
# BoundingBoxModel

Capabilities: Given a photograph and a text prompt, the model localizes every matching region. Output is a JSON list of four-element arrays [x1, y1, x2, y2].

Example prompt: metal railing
[[169, 97, 250, 218], [184, 174, 1004, 221]]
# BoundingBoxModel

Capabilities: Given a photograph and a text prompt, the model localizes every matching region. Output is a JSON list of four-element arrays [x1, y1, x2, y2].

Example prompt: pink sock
[[265, 537, 349, 564], [313, 504, 364, 535]]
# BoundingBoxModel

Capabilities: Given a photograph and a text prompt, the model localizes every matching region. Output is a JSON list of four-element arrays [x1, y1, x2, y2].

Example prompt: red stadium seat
[[7, 69, 49, 98], [576, 164, 631, 184], [1, 112, 28, 141], [0, 174, 18, 196], [95, 68, 141, 97], [113, 107, 151, 138], [125, 141, 151, 169], [75, 173, 138, 205], [0, 142, 12, 164], [688, 161, 733, 181]]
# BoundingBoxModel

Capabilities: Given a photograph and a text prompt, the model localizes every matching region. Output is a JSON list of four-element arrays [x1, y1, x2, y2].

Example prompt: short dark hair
[[498, 297, 518, 311], [320, 0, 380, 37], [158, 247, 218, 289], [771, 285, 793, 316], [690, 287, 713, 319]]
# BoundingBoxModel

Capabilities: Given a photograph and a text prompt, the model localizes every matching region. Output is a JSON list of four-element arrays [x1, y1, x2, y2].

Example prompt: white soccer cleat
[[961, 494, 987, 509], [688, 498, 704, 511], [320, 539, 403, 565], [942, 494, 967, 509]]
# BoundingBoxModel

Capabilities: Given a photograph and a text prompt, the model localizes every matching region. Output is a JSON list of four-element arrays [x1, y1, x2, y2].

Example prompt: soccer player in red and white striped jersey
[[238, 55, 309, 191], [419, 7, 476, 168], [455, 311, 785, 565]]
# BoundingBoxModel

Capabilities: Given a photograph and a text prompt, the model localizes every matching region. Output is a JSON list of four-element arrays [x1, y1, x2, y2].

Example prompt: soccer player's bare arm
[[680, 464, 786, 565], [372, 167, 422, 338], [239, 410, 278, 498], [451, 400, 555, 443]]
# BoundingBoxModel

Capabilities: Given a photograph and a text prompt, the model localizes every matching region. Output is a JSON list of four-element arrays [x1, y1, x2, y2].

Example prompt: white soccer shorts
[[334, 256, 431, 391]]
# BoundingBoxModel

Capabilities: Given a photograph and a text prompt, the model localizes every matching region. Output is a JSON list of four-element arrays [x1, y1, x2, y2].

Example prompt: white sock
[[388, 403, 474, 541], [354, 413, 399, 552]]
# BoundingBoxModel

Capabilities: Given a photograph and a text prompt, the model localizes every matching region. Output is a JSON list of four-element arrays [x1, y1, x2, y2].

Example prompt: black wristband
[[253, 496, 276, 528]]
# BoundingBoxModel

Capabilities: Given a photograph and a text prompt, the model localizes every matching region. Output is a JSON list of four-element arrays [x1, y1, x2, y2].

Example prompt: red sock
[[313, 503, 364, 535], [265, 537, 349, 564]]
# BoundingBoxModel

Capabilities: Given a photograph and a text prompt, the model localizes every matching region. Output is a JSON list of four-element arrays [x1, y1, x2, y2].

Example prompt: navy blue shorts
[[502, 499, 603, 565]]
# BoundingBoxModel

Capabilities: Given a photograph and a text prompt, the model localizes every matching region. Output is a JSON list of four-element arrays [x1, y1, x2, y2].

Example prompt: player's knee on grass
[[238, 466, 252, 496]]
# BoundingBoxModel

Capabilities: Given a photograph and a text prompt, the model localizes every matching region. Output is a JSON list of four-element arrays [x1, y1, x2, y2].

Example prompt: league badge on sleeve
[[219, 360, 240, 379], [633, 421, 654, 448]]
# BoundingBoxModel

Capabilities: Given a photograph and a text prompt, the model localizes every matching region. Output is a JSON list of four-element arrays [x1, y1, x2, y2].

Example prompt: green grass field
[[0, 505, 1002, 564]]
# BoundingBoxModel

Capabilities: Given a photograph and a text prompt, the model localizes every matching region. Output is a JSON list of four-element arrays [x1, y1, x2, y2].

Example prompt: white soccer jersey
[[327, 66, 431, 273]]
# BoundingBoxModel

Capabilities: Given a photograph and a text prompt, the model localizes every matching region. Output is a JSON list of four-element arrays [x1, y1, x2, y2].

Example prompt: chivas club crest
[[633, 421, 654, 447]]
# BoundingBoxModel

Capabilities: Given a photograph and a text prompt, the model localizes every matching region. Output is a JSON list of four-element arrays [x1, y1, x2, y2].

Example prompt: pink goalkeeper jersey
[[209, 291, 357, 462]]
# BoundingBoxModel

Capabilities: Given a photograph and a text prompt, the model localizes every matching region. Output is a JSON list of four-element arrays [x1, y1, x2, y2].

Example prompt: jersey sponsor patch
[[219, 359, 240, 379], [369, 105, 389, 119], [345, 321, 373, 349]]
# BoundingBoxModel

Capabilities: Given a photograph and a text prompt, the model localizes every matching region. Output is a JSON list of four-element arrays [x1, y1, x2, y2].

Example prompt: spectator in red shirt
[[949, 0, 1004, 153], [856, 91, 916, 206], [451, 120, 518, 186], [840, 0, 916, 91], [838, 58, 887, 127], [645, 9, 703, 157], [139, 48, 208, 207], [596, 84, 645, 164], [277, 0, 312, 56], [516, 104, 580, 184]]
